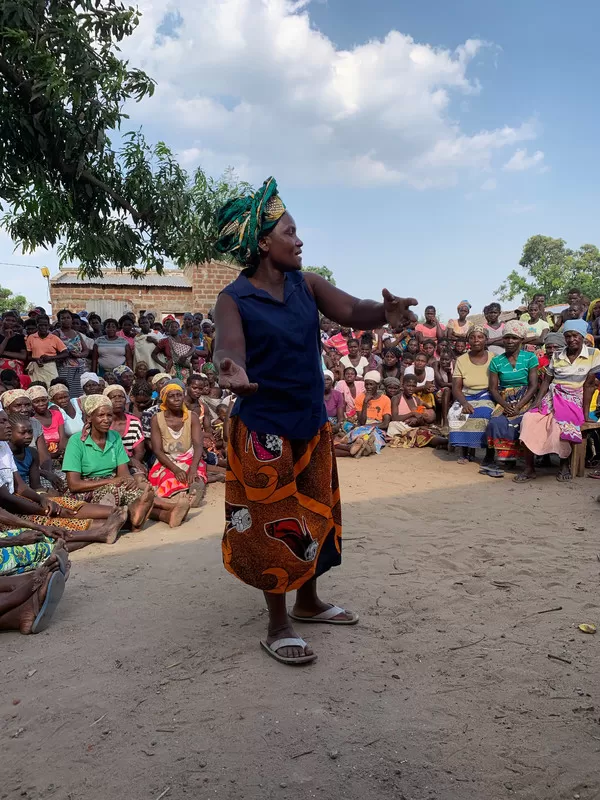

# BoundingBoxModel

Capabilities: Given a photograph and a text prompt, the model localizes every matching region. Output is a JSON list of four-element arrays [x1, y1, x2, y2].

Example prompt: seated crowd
[[320, 291, 600, 480], [1, 290, 598, 634], [0, 307, 228, 635]]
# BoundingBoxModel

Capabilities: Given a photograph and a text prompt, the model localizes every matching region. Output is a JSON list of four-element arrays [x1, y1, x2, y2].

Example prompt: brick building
[[49, 261, 240, 320]]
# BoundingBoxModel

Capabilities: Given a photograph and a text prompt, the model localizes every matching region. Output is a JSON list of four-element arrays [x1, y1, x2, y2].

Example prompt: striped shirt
[[546, 345, 600, 388], [119, 414, 144, 456], [489, 350, 538, 388]]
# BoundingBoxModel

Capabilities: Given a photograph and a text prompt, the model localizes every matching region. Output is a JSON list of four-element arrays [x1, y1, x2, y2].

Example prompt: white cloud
[[481, 178, 497, 191], [120, 0, 539, 188], [502, 148, 545, 172]]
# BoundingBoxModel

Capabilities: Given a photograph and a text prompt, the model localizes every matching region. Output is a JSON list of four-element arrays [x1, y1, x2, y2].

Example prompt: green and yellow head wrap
[[215, 177, 286, 266]]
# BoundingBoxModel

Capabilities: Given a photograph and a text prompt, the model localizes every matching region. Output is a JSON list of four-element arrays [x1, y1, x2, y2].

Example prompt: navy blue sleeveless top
[[221, 270, 326, 440]]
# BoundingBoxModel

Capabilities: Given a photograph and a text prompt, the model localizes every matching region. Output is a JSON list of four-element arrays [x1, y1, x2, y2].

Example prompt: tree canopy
[[0, 0, 249, 277], [304, 266, 336, 286], [495, 235, 600, 305], [0, 285, 29, 314]]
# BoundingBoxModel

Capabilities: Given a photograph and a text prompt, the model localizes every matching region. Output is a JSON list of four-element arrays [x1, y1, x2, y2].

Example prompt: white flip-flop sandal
[[289, 605, 359, 625], [260, 637, 317, 665]]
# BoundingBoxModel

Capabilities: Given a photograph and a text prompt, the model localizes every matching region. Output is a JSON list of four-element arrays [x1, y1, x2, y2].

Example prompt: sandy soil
[[3, 450, 600, 800]]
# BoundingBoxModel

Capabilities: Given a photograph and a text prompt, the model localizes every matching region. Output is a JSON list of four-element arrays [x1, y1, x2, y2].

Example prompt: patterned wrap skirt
[[486, 386, 533, 462], [223, 417, 342, 594], [448, 390, 495, 449], [0, 529, 54, 576]]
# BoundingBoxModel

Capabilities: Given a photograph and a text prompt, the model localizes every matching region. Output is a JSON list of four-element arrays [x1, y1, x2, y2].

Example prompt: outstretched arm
[[304, 273, 417, 331]]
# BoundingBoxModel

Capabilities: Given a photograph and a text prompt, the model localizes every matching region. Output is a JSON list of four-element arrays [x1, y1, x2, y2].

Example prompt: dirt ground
[[3, 449, 600, 800]]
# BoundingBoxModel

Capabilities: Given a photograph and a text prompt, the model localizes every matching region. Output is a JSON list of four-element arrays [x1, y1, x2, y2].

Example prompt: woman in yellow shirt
[[448, 327, 494, 463]]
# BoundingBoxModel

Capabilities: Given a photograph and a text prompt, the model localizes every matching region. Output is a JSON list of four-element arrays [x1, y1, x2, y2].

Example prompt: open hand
[[13, 530, 45, 545], [218, 358, 258, 396], [382, 289, 418, 330]]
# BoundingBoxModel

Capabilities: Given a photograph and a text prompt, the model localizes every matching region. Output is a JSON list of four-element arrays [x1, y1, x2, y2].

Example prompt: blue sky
[[2, 0, 599, 319]]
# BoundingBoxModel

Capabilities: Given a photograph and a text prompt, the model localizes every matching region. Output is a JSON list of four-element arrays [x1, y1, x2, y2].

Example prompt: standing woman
[[447, 302, 473, 343], [0, 312, 27, 381], [92, 319, 131, 377], [55, 310, 88, 398], [214, 177, 416, 665], [448, 326, 494, 463]]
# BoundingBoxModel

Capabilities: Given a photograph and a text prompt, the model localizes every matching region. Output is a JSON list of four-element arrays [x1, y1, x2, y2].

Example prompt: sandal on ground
[[457, 457, 470, 465], [556, 470, 572, 482], [289, 605, 359, 625], [588, 470, 600, 479], [479, 466, 504, 478], [260, 637, 317, 665], [513, 473, 536, 483], [31, 571, 65, 634]]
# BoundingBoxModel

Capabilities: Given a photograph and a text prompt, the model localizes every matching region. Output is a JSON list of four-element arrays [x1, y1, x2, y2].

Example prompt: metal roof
[[51, 271, 192, 288]]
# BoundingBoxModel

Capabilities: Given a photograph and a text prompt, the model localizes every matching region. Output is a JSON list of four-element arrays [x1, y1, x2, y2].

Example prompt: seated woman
[[335, 366, 364, 420], [338, 370, 391, 456], [483, 320, 539, 475], [112, 364, 135, 402], [104, 385, 146, 474], [149, 383, 208, 506], [0, 411, 126, 548], [388, 374, 447, 449], [448, 326, 495, 463], [536, 332, 566, 376], [323, 370, 345, 433], [130, 380, 153, 419], [433, 351, 453, 426], [323, 347, 344, 382], [80, 371, 103, 400], [48, 381, 84, 437], [404, 352, 436, 408], [105, 386, 192, 527], [0, 546, 67, 635], [379, 347, 402, 381], [516, 319, 600, 482], [28, 384, 67, 489], [62, 395, 155, 530]]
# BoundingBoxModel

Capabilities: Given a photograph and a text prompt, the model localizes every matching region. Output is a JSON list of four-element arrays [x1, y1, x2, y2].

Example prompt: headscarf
[[323, 370, 334, 381], [1, 388, 27, 408], [469, 324, 488, 337], [27, 385, 48, 401], [563, 319, 588, 337], [545, 332, 566, 348], [81, 371, 100, 388], [151, 372, 171, 387], [160, 382, 188, 420], [201, 362, 217, 376], [586, 299, 600, 321], [458, 300, 472, 310], [48, 384, 69, 400], [383, 377, 401, 389], [103, 384, 127, 398], [113, 365, 133, 379], [363, 371, 381, 384], [504, 319, 529, 338], [80, 394, 113, 441], [215, 177, 287, 266]]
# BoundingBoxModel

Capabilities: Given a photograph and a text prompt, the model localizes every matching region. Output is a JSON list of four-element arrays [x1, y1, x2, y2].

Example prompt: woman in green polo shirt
[[63, 395, 154, 531], [482, 320, 539, 475]]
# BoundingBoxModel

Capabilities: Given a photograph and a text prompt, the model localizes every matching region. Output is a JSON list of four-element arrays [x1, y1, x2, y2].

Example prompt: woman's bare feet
[[168, 495, 192, 528], [188, 481, 207, 508], [97, 508, 128, 543], [265, 622, 314, 660], [130, 485, 155, 530], [292, 577, 357, 622]]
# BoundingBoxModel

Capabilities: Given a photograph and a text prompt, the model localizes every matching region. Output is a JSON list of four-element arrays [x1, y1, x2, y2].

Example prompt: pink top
[[415, 322, 446, 342], [41, 407, 64, 444], [335, 380, 365, 416], [324, 332, 349, 356]]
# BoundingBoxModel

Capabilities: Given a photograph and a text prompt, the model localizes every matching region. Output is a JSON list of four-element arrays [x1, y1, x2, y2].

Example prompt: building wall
[[50, 261, 240, 318]]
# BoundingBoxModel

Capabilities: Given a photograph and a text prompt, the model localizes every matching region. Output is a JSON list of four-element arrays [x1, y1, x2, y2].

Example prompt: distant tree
[[304, 266, 336, 286], [0, 0, 250, 278], [495, 235, 600, 304], [0, 286, 29, 314]]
